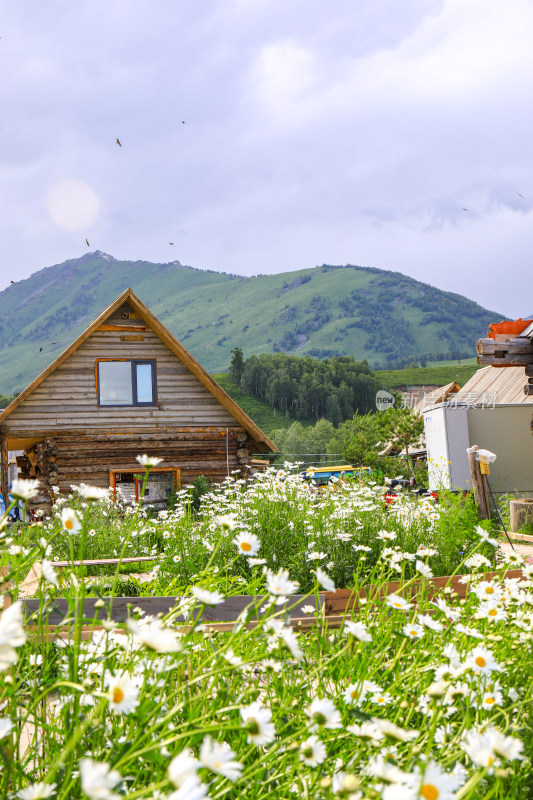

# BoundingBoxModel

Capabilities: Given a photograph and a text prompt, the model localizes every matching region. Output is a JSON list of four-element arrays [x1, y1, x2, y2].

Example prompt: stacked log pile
[[477, 336, 533, 394]]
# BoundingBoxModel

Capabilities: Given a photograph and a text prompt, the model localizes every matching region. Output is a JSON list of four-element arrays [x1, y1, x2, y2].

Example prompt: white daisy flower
[[10, 478, 40, 501], [416, 560, 434, 578], [105, 671, 139, 714], [411, 760, 464, 800], [455, 623, 484, 640], [60, 508, 81, 534], [476, 603, 507, 623], [168, 775, 208, 800], [305, 698, 342, 730], [417, 546, 437, 556], [386, 594, 413, 612], [431, 597, 461, 621], [199, 736, 243, 782], [41, 559, 59, 588], [467, 646, 502, 675], [136, 454, 164, 468], [300, 734, 326, 767], [372, 718, 419, 742], [314, 567, 335, 592], [240, 701, 276, 745], [79, 757, 121, 800], [403, 622, 425, 639], [377, 530, 396, 540], [167, 748, 199, 788], [346, 721, 384, 741], [127, 617, 183, 653], [191, 586, 225, 606], [344, 620, 372, 641], [265, 568, 299, 596], [343, 683, 369, 705], [475, 525, 499, 547], [213, 513, 238, 531], [280, 626, 303, 660], [370, 691, 392, 706], [233, 531, 260, 556], [307, 551, 327, 561], [480, 688, 503, 709], [417, 613, 443, 633], [475, 581, 503, 603], [78, 484, 110, 501], [461, 728, 497, 767], [0, 601, 27, 670], [16, 783, 58, 799], [487, 727, 525, 761]]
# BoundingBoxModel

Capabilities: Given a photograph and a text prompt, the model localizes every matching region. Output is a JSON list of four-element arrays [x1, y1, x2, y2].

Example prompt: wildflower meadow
[[1, 463, 532, 799]]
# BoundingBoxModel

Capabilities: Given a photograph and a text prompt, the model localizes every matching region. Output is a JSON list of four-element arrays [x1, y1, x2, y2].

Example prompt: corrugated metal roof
[[452, 366, 533, 405]]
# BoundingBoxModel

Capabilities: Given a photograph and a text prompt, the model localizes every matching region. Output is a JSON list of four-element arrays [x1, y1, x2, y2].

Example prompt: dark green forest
[[229, 349, 380, 426]]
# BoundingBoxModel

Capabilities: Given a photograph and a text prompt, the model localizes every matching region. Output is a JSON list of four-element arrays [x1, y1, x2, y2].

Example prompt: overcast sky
[[1, 0, 532, 315]]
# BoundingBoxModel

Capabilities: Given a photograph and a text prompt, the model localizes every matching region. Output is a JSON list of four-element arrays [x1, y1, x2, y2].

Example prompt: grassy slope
[[212, 373, 312, 434], [376, 363, 482, 388], [0, 252, 502, 394]]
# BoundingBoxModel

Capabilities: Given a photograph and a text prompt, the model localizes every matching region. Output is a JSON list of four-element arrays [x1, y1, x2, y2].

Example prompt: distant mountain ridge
[[0, 252, 504, 394]]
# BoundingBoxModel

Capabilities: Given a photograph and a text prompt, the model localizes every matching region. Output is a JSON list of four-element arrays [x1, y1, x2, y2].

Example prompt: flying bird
[[169, 242, 174, 245], [181, 121, 186, 124], [86, 238, 90, 247], [116, 138, 122, 147], [518, 192, 525, 199], [462, 208, 469, 212]]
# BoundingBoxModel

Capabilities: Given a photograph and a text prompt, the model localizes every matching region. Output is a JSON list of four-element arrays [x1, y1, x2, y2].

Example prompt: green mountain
[[0, 252, 503, 395]]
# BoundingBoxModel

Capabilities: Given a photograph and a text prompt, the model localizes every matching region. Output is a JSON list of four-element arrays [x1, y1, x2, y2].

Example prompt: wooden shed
[[0, 288, 276, 509]]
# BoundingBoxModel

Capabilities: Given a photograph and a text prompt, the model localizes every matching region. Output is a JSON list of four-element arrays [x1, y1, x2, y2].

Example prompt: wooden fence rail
[[19, 567, 528, 641]]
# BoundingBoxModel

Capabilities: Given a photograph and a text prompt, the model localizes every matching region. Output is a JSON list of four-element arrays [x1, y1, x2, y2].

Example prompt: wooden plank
[[23, 594, 323, 626], [0, 434, 8, 505], [97, 324, 148, 332], [477, 353, 533, 367], [323, 568, 527, 614]]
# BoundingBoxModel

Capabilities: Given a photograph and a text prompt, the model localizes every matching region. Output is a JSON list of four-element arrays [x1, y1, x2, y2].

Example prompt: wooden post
[[467, 445, 490, 519], [0, 434, 8, 508], [510, 499, 533, 533]]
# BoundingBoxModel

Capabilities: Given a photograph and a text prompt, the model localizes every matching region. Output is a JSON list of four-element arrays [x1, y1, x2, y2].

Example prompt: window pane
[[99, 362, 133, 405], [136, 363, 154, 403]]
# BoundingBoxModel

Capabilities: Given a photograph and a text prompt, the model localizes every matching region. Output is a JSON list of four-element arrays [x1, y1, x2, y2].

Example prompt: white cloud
[[1, 0, 533, 313]]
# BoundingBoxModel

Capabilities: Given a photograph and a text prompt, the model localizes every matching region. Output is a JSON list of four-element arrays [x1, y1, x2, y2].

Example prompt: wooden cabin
[[0, 288, 276, 510]]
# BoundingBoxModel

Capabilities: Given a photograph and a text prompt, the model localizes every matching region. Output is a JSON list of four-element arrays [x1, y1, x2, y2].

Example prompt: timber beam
[[476, 336, 533, 367]]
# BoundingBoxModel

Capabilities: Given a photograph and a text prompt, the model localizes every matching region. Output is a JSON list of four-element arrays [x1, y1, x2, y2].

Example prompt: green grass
[[376, 363, 483, 389], [4, 472, 532, 798]]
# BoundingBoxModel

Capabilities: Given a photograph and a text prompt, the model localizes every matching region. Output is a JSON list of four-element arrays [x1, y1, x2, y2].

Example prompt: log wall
[[17, 427, 254, 510]]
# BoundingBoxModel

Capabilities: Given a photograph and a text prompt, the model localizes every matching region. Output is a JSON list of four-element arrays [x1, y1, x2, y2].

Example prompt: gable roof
[[412, 381, 461, 414], [0, 288, 276, 451]]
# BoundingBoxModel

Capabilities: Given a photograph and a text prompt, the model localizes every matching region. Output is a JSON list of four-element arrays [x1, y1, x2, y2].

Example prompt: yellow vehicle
[[304, 465, 371, 486]]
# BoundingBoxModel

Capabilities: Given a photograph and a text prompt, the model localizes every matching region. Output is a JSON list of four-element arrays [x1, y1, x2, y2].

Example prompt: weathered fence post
[[467, 445, 490, 519]]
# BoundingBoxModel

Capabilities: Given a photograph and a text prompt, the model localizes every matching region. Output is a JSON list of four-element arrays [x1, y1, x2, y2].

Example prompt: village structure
[[0, 288, 275, 511], [421, 319, 533, 506]]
